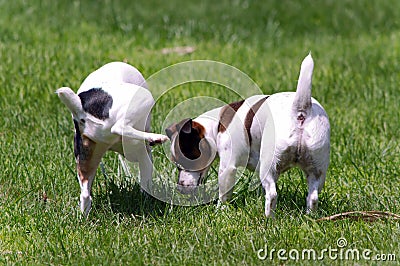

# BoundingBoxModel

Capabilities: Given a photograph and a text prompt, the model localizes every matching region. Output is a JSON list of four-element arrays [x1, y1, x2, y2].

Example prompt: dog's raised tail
[[292, 53, 314, 119]]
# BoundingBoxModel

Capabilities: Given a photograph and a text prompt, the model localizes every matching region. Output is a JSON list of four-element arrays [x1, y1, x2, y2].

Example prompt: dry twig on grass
[[316, 211, 400, 222]]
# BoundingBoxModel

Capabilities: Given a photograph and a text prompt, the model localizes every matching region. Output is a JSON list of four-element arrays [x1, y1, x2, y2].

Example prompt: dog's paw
[[149, 134, 169, 146]]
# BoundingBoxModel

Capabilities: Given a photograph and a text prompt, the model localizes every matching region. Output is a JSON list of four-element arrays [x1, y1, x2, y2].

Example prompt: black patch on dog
[[78, 88, 113, 120], [73, 119, 82, 159], [173, 119, 203, 161]]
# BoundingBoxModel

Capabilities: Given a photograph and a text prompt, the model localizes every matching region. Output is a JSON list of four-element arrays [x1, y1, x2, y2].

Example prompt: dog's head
[[166, 119, 216, 193]]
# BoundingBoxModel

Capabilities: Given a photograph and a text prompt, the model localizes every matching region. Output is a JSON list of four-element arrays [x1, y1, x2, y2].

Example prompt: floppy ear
[[56, 87, 84, 118], [165, 124, 177, 139], [180, 118, 192, 134], [196, 137, 217, 169]]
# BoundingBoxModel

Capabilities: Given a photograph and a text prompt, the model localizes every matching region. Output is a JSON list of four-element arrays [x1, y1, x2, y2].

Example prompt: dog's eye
[[80, 119, 86, 124]]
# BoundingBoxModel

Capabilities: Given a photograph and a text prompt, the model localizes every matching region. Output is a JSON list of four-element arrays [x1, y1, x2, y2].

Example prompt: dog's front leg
[[218, 165, 237, 203], [216, 141, 240, 205], [76, 136, 107, 217]]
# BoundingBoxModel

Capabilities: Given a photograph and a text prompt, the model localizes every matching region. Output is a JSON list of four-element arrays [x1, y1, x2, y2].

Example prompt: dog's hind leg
[[111, 123, 168, 145], [137, 144, 154, 194], [304, 167, 327, 214], [259, 161, 278, 218], [261, 172, 278, 218], [122, 140, 154, 195], [302, 144, 329, 214]]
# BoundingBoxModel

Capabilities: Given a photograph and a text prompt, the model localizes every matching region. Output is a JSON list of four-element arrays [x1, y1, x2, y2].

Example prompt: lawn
[[0, 0, 399, 265]]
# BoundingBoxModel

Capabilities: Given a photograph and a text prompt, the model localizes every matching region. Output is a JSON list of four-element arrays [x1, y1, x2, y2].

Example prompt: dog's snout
[[176, 176, 199, 195], [178, 179, 190, 187]]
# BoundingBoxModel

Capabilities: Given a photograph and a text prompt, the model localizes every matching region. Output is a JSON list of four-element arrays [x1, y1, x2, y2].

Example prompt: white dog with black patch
[[166, 54, 330, 217], [57, 62, 168, 216]]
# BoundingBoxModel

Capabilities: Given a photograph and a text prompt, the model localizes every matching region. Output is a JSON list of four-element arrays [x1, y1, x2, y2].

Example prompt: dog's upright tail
[[292, 53, 314, 122], [56, 87, 84, 118]]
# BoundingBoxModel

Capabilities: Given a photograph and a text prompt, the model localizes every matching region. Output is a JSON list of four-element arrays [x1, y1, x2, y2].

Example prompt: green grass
[[1, 0, 399, 264]]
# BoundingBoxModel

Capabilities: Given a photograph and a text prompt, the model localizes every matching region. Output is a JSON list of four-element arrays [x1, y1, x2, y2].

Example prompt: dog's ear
[[199, 137, 215, 160], [180, 118, 193, 134], [56, 87, 84, 118], [166, 118, 193, 139], [165, 124, 177, 139]]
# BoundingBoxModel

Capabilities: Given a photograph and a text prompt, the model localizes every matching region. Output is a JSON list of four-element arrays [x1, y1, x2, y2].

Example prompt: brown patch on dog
[[77, 136, 97, 182], [191, 121, 205, 138], [244, 96, 269, 144], [218, 100, 245, 133]]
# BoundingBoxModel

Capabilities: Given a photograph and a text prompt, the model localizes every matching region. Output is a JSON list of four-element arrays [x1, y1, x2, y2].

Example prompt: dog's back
[[58, 62, 153, 145], [78, 62, 148, 93]]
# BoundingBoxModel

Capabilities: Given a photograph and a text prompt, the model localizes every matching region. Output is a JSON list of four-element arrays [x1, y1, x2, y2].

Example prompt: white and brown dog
[[57, 62, 168, 216], [166, 54, 330, 217]]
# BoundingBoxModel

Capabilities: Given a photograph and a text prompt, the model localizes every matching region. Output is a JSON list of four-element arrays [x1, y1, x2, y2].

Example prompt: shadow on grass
[[94, 177, 169, 218], [227, 169, 341, 219], [93, 165, 348, 219]]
